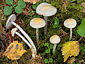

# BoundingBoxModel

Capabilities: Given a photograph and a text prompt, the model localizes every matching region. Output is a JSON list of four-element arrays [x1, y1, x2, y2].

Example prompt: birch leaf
[[61, 41, 79, 62], [3, 41, 27, 60]]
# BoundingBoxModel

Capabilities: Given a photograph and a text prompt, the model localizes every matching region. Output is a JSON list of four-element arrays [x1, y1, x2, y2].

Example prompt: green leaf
[[77, 18, 85, 37], [49, 44, 53, 49], [79, 44, 83, 47], [49, 58, 53, 63], [18, 0, 26, 8], [44, 59, 48, 63], [32, 2, 39, 9], [10, 6, 13, 9], [71, 0, 76, 2], [44, 43, 47, 46], [45, 49, 50, 53], [29, 13, 32, 16], [82, 46, 85, 52], [15, 6, 22, 13], [14, 4, 16, 7], [6, 0, 13, 5], [32, 11, 35, 14], [44, 43, 49, 47], [46, 43, 49, 47], [43, 52, 46, 55], [53, 17, 59, 28], [3, 6, 12, 15]]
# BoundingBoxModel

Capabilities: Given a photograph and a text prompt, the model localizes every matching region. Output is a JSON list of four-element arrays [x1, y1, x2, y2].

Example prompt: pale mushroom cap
[[11, 28, 18, 37], [6, 14, 16, 29], [64, 18, 77, 28], [30, 18, 46, 28], [36, 3, 57, 16], [50, 35, 60, 44]]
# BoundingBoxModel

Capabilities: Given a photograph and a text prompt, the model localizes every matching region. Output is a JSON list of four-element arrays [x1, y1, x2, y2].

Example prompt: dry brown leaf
[[23, 0, 40, 4], [81, 2, 85, 12], [68, 57, 76, 64]]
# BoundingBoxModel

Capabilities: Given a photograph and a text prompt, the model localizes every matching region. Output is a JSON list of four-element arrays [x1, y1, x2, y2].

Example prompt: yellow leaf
[[23, 0, 40, 4], [61, 41, 79, 62], [3, 41, 27, 60]]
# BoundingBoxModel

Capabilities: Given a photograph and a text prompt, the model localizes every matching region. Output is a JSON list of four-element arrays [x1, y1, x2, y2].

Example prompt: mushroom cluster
[[5, 2, 78, 61]]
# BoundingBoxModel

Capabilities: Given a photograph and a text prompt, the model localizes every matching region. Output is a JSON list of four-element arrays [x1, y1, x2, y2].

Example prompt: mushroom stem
[[11, 21, 35, 48], [53, 44, 57, 53], [11, 21, 37, 58], [44, 16, 48, 35], [15, 32, 32, 48], [36, 28, 39, 43], [70, 28, 72, 40], [15, 32, 36, 58]]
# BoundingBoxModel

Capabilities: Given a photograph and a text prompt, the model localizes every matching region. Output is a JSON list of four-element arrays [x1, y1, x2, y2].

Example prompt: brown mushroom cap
[[36, 3, 57, 16], [30, 18, 46, 28], [50, 35, 60, 44], [64, 18, 77, 28], [6, 14, 16, 29]]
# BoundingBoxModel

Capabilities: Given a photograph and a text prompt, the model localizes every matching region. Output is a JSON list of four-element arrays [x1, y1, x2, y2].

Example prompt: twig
[[78, 37, 83, 42]]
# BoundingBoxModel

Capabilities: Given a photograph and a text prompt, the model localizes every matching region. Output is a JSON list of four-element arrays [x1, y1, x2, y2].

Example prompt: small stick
[[78, 37, 83, 42]]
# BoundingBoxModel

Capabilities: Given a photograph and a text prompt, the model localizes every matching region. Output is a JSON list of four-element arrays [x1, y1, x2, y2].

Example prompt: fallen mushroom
[[11, 28, 37, 58], [36, 3, 57, 35], [6, 14, 37, 58], [30, 18, 46, 43], [49, 35, 60, 53], [64, 18, 77, 40]]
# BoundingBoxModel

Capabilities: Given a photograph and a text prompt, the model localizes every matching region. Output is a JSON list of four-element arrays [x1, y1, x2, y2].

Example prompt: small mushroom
[[30, 18, 46, 43], [11, 28, 32, 48], [64, 18, 77, 40], [49, 35, 60, 53], [36, 3, 57, 35], [6, 14, 37, 58]]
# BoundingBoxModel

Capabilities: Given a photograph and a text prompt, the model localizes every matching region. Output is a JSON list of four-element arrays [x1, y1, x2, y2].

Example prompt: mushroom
[[30, 18, 46, 43], [36, 3, 57, 35], [6, 14, 37, 58], [49, 35, 60, 53], [11, 28, 36, 58], [64, 18, 77, 40]]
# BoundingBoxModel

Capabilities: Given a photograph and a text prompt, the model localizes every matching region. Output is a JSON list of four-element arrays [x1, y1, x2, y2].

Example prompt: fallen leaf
[[3, 41, 27, 60], [61, 41, 79, 62], [68, 57, 76, 64], [23, 0, 40, 4]]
